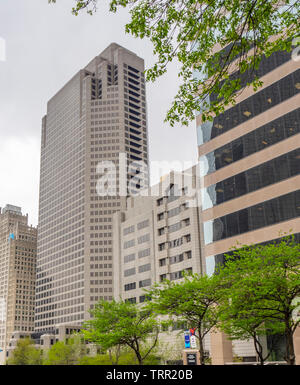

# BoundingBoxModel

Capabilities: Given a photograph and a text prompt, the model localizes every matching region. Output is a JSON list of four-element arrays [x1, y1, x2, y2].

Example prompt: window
[[124, 253, 135, 263], [185, 234, 191, 243], [198, 70, 300, 143], [139, 279, 151, 288], [159, 258, 167, 267], [157, 212, 164, 221], [169, 254, 184, 264], [203, 191, 299, 244], [123, 225, 135, 236], [124, 282, 136, 291], [160, 274, 167, 282], [157, 198, 164, 206], [170, 270, 184, 280], [138, 263, 151, 273], [201, 149, 300, 210], [139, 294, 151, 303], [124, 267, 136, 277], [138, 233, 150, 244], [168, 222, 181, 233], [126, 297, 136, 304], [186, 251, 192, 259], [124, 239, 135, 249], [199, 108, 300, 177], [158, 227, 165, 236], [138, 248, 150, 258], [137, 219, 149, 230], [168, 207, 181, 218]]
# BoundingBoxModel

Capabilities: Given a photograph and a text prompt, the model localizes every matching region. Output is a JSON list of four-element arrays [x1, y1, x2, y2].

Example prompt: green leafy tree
[[82, 299, 160, 365], [216, 234, 300, 365], [44, 335, 86, 365], [7, 338, 43, 365], [147, 273, 221, 365], [49, 0, 299, 124], [217, 286, 284, 365]]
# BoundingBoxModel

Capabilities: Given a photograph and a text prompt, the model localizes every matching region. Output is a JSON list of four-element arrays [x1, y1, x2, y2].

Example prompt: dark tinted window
[[202, 149, 300, 210], [200, 109, 300, 176], [204, 191, 299, 244]]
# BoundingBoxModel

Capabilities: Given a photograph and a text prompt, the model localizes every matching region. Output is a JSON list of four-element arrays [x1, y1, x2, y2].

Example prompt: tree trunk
[[285, 330, 296, 365], [136, 350, 143, 365], [198, 329, 205, 365], [253, 335, 265, 366]]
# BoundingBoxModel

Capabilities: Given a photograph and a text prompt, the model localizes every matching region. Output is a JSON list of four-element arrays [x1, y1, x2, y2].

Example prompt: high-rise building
[[196, 47, 300, 363], [0, 205, 37, 362], [113, 168, 205, 361], [35, 43, 149, 332]]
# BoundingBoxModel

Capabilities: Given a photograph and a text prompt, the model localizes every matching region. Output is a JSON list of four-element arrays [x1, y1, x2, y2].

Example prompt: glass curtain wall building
[[196, 48, 300, 274], [196, 45, 300, 362]]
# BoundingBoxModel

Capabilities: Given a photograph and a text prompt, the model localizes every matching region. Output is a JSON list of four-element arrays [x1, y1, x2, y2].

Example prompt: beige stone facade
[[113, 168, 203, 303], [0, 205, 37, 363], [113, 168, 208, 359], [36, 43, 149, 332]]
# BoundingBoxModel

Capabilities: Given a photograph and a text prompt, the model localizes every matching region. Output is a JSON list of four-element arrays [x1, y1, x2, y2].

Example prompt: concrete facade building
[[35, 43, 149, 332], [113, 168, 203, 303], [196, 47, 300, 363], [113, 168, 205, 359], [0, 205, 37, 363], [5, 324, 89, 361]]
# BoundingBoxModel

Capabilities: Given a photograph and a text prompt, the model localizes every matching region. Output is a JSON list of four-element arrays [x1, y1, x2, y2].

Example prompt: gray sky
[[0, 0, 198, 226]]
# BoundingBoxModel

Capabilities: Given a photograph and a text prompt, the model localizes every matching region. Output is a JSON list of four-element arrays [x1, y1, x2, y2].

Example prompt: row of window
[[202, 149, 300, 210], [159, 251, 192, 266], [124, 263, 151, 277], [198, 70, 300, 144], [159, 234, 191, 251], [157, 202, 189, 222], [123, 219, 150, 236], [204, 191, 300, 244], [210, 48, 292, 104], [158, 218, 190, 236], [124, 278, 152, 291], [206, 233, 300, 276], [123, 248, 151, 263], [160, 267, 193, 282], [200, 108, 300, 177]]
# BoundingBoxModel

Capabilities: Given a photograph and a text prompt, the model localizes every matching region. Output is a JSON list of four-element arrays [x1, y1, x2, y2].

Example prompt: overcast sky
[[0, 0, 198, 226]]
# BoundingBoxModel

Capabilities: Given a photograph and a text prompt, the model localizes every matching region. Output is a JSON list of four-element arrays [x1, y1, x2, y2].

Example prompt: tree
[[82, 299, 160, 365], [44, 336, 86, 365], [7, 338, 43, 365], [147, 273, 221, 365], [217, 285, 284, 365], [216, 234, 300, 365], [49, 0, 299, 124]]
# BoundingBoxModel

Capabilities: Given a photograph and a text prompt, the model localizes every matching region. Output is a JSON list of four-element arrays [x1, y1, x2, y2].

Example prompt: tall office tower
[[35, 43, 149, 332], [196, 47, 300, 363], [0, 205, 37, 362]]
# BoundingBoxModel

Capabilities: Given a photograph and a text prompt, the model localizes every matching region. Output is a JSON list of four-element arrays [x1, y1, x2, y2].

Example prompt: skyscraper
[[0, 205, 37, 362], [196, 47, 300, 363], [35, 43, 149, 332]]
